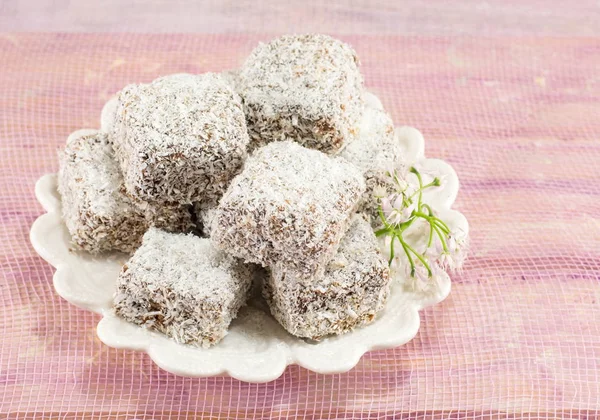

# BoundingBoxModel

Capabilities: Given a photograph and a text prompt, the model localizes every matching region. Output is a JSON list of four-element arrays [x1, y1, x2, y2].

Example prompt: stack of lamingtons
[[58, 34, 404, 347]]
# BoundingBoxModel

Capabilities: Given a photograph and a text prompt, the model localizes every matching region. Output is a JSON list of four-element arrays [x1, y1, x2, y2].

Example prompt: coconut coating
[[58, 131, 194, 254], [113, 228, 254, 348], [264, 215, 391, 339], [58, 131, 148, 254], [238, 34, 364, 154], [211, 140, 365, 278], [111, 73, 250, 204]]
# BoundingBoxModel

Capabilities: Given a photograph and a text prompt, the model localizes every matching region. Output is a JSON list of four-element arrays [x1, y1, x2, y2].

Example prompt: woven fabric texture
[[1, 15, 600, 419]]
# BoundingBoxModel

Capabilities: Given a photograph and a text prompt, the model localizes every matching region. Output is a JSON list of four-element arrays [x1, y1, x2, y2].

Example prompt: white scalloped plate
[[30, 93, 468, 383]]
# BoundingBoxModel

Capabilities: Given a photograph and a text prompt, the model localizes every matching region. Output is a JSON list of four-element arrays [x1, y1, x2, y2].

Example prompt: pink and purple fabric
[[1, 1, 599, 418]]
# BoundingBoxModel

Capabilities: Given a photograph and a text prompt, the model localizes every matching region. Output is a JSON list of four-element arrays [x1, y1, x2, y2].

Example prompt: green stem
[[375, 228, 389, 237], [433, 224, 449, 252], [433, 221, 450, 235], [433, 217, 451, 234], [427, 219, 435, 248], [421, 203, 434, 216], [408, 246, 433, 276], [408, 181, 439, 200], [377, 205, 390, 229], [410, 167, 424, 210], [398, 237, 415, 273], [400, 215, 416, 229], [413, 211, 450, 235], [388, 234, 396, 265], [399, 235, 433, 276], [375, 167, 454, 280], [387, 169, 404, 190]]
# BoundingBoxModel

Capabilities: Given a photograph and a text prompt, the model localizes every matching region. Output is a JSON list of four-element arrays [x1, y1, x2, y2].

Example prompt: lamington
[[111, 73, 250, 205], [211, 141, 365, 277], [58, 130, 193, 254], [238, 34, 364, 153], [264, 215, 391, 339], [339, 104, 404, 224], [113, 228, 254, 348]]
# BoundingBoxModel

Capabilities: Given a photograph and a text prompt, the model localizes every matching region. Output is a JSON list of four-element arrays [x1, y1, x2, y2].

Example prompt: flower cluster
[[374, 165, 467, 290]]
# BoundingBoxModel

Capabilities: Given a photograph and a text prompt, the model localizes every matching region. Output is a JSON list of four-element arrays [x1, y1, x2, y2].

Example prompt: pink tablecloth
[[1, 31, 600, 417]]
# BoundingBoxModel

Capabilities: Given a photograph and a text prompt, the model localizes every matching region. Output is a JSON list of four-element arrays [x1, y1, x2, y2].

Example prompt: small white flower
[[404, 182, 418, 198], [414, 263, 430, 282], [385, 165, 395, 179], [395, 178, 409, 193], [381, 194, 413, 226], [447, 234, 457, 251], [400, 199, 415, 221], [402, 261, 414, 285], [406, 262, 431, 290], [406, 259, 447, 292], [381, 195, 393, 214], [439, 231, 469, 272], [373, 184, 388, 199], [426, 263, 446, 291], [381, 195, 401, 225], [439, 251, 456, 271], [453, 236, 469, 270], [376, 161, 468, 292], [424, 239, 444, 259], [386, 164, 410, 192]]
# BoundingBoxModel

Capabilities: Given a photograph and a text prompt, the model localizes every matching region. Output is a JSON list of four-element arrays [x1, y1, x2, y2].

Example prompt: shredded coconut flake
[[113, 228, 255, 348], [238, 34, 364, 153], [111, 73, 250, 205], [58, 131, 194, 254], [211, 140, 366, 278], [264, 214, 391, 339]]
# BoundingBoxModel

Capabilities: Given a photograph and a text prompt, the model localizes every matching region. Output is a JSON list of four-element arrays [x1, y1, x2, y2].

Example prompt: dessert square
[[113, 228, 254, 348], [111, 73, 250, 204], [211, 141, 365, 277], [340, 106, 403, 224], [58, 131, 194, 254], [58, 131, 148, 254], [238, 34, 364, 153], [264, 215, 391, 339]]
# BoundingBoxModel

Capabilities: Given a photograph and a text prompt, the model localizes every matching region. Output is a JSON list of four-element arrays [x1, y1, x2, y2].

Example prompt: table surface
[[1, 1, 600, 418]]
